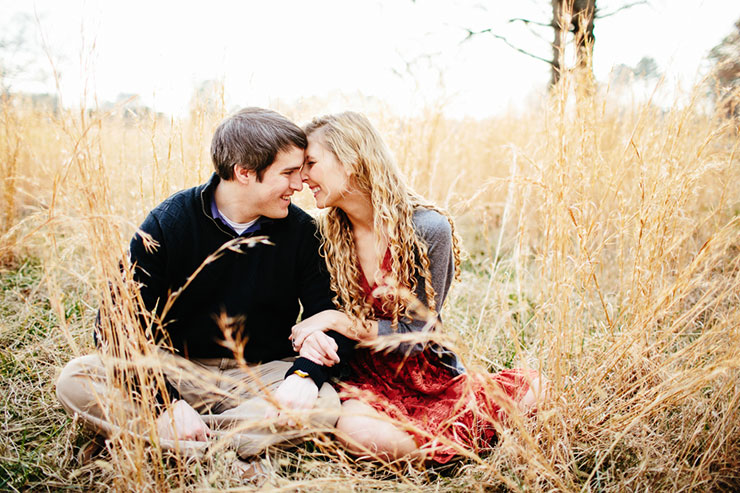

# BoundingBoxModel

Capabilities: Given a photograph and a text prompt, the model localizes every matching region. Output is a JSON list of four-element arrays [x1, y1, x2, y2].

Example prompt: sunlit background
[[2, 0, 739, 118], [3, 2, 740, 491]]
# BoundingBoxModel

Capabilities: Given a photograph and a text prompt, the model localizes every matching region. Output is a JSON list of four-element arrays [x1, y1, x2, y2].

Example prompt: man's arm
[[95, 213, 188, 415], [283, 331, 355, 390], [129, 213, 170, 319], [126, 214, 183, 400], [128, 213, 216, 440]]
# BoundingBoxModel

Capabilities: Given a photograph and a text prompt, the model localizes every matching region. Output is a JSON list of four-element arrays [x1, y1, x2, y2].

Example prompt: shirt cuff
[[285, 357, 329, 388]]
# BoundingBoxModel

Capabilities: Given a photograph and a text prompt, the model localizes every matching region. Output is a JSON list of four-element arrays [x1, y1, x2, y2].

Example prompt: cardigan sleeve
[[376, 209, 455, 336]]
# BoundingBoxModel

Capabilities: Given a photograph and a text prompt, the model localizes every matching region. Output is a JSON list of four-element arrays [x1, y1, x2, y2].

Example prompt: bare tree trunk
[[573, 0, 596, 71], [551, 0, 564, 87], [551, 0, 597, 87]]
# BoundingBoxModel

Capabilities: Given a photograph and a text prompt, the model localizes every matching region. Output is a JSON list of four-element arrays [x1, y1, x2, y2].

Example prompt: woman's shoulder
[[412, 207, 452, 243]]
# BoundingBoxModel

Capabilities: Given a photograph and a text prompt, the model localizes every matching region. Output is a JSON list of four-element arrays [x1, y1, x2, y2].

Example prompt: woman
[[291, 112, 542, 464]]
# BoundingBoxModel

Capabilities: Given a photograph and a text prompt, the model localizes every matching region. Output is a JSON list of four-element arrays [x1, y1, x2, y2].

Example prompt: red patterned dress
[[339, 253, 538, 464]]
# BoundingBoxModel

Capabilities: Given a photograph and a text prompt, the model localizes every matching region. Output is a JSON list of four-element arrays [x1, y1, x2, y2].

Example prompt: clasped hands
[[262, 310, 344, 426], [289, 309, 342, 366], [264, 310, 343, 427]]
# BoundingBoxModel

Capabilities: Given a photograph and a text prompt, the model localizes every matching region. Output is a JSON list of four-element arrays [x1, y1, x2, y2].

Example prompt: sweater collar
[[199, 172, 273, 235]]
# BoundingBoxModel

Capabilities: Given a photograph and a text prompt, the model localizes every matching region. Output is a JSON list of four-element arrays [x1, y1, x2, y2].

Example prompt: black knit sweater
[[122, 173, 351, 392]]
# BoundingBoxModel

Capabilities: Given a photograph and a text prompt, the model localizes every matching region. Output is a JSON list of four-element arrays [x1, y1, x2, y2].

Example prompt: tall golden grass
[[1, 70, 739, 491]]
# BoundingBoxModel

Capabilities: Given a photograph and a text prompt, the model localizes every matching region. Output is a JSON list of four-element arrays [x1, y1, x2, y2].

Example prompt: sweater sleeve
[[284, 331, 356, 387], [129, 212, 170, 321], [376, 209, 455, 336], [95, 211, 181, 406], [96, 211, 169, 343]]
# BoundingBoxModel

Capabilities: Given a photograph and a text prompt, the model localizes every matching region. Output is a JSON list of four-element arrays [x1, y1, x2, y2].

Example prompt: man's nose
[[300, 166, 309, 182], [290, 172, 303, 190]]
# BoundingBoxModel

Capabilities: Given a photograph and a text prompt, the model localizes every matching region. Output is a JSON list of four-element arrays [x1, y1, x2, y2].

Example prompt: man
[[56, 107, 352, 475]]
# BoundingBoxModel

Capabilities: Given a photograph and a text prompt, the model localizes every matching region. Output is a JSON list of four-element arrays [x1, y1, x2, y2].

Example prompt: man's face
[[246, 146, 304, 219]]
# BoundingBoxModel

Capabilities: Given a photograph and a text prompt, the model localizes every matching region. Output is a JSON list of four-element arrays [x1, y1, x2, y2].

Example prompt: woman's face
[[302, 133, 351, 208]]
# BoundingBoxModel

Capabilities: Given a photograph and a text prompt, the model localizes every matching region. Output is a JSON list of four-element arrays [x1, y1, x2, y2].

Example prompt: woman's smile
[[302, 133, 350, 208]]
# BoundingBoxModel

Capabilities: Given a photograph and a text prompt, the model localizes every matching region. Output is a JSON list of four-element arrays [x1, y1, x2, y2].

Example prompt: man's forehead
[[269, 146, 304, 171]]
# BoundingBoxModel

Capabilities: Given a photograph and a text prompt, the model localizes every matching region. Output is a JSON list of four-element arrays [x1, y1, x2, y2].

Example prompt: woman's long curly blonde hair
[[304, 112, 462, 330]]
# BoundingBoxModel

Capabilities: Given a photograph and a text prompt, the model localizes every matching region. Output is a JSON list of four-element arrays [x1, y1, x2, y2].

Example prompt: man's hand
[[290, 309, 342, 351], [265, 374, 319, 426], [156, 399, 211, 442], [299, 331, 340, 367]]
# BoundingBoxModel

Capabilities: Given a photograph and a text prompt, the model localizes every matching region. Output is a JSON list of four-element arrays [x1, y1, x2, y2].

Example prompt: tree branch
[[391, 50, 442, 79], [508, 17, 554, 28], [596, 1, 648, 19], [507, 17, 555, 43], [463, 28, 553, 65]]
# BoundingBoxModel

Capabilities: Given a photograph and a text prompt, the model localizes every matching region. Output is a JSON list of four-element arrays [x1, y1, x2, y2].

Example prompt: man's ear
[[233, 165, 253, 185]]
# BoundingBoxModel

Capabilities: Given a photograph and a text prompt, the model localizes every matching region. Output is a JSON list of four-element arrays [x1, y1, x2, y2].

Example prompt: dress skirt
[[339, 347, 538, 464]]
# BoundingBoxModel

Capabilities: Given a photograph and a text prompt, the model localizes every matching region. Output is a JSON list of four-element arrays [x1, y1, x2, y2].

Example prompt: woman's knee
[[335, 403, 378, 453], [335, 401, 418, 460], [520, 374, 548, 411]]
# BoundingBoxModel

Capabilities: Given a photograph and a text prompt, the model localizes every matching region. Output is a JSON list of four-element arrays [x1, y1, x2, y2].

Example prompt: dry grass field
[[1, 74, 739, 492]]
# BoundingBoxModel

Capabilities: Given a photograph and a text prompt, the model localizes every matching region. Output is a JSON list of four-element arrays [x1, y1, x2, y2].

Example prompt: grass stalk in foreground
[[1, 74, 739, 490]]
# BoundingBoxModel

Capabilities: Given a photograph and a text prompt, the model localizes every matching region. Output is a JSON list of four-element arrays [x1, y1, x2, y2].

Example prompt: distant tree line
[[709, 18, 740, 118]]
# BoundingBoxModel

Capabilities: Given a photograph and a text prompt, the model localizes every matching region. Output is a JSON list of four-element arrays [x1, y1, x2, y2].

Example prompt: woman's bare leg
[[519, 375, 548, 411], [335, 399, 422, 462]]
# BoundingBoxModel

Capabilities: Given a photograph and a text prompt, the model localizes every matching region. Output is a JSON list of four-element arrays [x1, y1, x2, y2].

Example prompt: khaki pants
[[56, 352, 340, 459]]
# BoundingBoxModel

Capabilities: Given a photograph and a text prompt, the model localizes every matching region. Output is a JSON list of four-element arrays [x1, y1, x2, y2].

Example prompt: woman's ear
[[343, 162, 354, 178], [345, 170, 361, 192]]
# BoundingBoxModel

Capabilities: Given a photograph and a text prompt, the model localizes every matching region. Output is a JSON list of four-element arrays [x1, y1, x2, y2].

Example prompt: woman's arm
[[376, 209, 454, 336], [291, 309, 378, 348], [293, 210, 454, 345]]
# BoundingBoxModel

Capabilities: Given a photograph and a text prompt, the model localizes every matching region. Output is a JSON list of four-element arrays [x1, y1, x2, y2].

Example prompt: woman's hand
[[290, 309, 343, 351], [299, 331, 340, 366]]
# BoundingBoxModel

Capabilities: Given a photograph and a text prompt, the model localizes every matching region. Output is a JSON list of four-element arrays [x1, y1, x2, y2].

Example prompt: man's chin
[[265, 205, 290, 219]]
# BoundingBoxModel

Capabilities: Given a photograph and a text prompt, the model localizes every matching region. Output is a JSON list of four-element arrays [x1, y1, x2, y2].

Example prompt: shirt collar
[[204, 173, 273, 236]]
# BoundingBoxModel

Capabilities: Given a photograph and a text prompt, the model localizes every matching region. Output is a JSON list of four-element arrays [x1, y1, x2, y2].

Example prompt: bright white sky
[[2, 0, 739, 118]]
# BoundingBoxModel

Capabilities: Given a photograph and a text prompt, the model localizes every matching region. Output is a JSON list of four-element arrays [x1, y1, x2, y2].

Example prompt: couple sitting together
[[56, 107, 543, 479]]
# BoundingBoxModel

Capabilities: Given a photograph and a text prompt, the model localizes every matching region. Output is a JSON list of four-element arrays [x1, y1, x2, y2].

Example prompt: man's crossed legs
[[56, 352, 340, 462]]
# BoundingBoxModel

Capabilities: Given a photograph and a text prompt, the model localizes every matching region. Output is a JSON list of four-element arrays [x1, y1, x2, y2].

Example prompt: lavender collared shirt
[[210, 198, 271, 236]]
